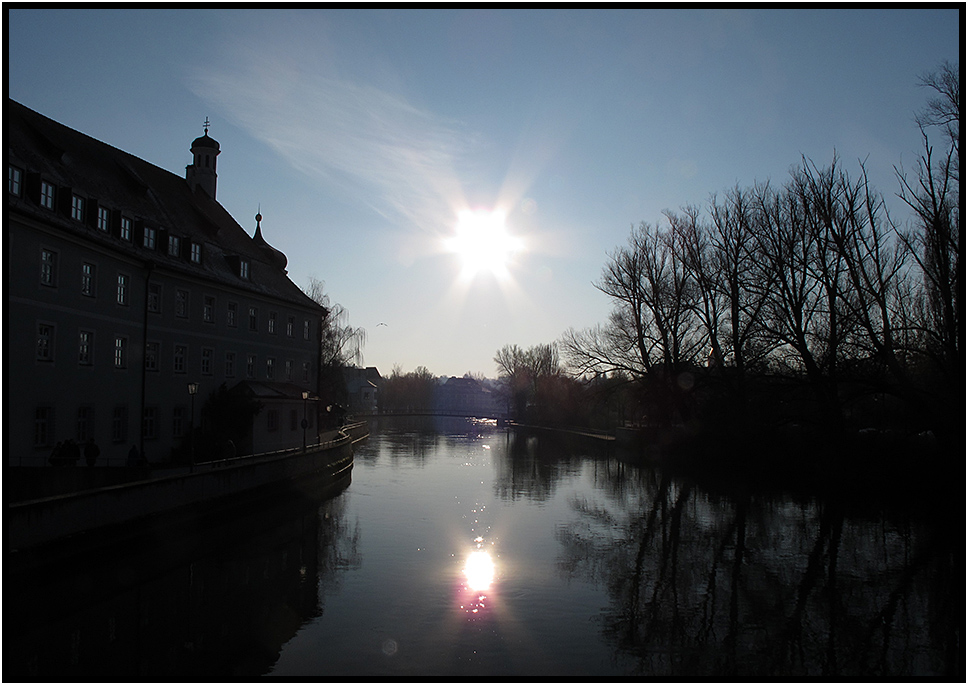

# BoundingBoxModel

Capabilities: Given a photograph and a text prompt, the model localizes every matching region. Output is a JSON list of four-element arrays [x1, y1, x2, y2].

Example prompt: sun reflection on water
[[459, 541, 497, 617], [463, 549, 495, 591]]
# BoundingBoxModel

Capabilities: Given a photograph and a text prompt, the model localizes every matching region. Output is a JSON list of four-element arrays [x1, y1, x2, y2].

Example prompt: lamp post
[[188, 382, 199, 471], [301, 391, 309, 452]]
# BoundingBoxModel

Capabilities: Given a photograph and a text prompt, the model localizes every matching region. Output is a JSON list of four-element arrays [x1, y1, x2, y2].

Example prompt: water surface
[[6, 416, 958, 679]]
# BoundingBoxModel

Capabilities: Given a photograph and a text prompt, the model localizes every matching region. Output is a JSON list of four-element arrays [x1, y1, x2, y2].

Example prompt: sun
[[447, 209, 522, 279]]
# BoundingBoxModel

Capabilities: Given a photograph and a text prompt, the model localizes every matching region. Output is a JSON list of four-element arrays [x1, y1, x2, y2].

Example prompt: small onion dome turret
[[191, 131, 220, 151], [252, 212, 289, 272]]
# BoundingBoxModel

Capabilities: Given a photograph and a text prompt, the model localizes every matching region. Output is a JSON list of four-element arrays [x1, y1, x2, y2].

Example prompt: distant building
[[6, 99, 326, 465], [435, 376, 504, 418], [343, 367, 381, 414]]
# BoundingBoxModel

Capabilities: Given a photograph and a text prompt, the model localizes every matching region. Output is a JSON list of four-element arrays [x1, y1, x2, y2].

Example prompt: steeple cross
[[203, 117, 211, 135]]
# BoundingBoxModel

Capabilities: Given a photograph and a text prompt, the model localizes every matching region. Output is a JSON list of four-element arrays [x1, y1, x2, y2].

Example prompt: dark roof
[[191, 132, 220, 151], [234, 380, 316, 400], [6, 98, 323, 313], [444, 376, 483, 388]]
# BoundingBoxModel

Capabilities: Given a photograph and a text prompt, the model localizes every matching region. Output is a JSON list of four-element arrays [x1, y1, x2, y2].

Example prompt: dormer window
[[190, 242, 202, 264], [8, 165, 23, 196], [168, 235, 181, 257], [225, 255, 249, 279], [97, 206, 111, 232], [120, 216, 132, 241], [143, 227, 157, 250], [40, 181, 55, 209], [71, 194, 85, 222]]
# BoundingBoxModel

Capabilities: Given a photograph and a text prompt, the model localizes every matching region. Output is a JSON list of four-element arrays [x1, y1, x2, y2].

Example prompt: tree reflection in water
[[555, 444, 958, 678]]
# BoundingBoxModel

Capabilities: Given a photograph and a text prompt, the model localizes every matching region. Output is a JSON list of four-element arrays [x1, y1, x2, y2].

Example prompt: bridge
[[355, 411, 509, 423]]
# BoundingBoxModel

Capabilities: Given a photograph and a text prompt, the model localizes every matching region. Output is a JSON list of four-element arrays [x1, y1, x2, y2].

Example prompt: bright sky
[[7, 8, 960, 378]]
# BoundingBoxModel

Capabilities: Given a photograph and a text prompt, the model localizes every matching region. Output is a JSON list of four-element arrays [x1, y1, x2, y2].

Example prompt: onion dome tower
[[253, 211, 289, 273], [186, 117, 220, 199]]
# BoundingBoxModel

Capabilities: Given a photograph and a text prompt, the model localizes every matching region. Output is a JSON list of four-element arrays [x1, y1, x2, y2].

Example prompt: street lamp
[[301, 391, 309, 452], [188, 382, 199, 471]]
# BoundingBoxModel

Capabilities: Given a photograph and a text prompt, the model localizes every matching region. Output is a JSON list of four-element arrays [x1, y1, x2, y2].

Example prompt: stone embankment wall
[[7, 423, 367, 552]]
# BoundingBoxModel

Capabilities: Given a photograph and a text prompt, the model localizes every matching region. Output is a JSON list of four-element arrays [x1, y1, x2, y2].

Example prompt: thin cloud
[[190, 45, 474, 233]]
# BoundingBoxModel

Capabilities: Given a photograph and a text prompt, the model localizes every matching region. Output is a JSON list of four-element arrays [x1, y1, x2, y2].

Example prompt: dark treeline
[[521, 64, 961, 460], [379, 365, 439, 414]]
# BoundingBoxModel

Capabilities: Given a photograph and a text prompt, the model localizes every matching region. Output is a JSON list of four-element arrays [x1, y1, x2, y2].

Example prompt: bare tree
[[494, 342, 561, 421], [822, 162, 913, 386], [916, 61, 961, 177], [589, 222, 704, 375], [592, 226, 658, 375], [896, 62, 961, 380], [304, 277, 367, 408], [894, 62, 961, 439], [708, 187, 778, 375], [563, 221, 705, 426], [750, 177, 846, 427], [668, 205, 727, 370], [305, 277, 367, 369]]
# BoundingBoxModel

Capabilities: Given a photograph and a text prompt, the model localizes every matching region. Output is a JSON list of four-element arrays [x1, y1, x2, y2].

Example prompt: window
[[285, 359, 293, 381], [303, 361, 311, 383], [225, 351, 236, 378], [172, 406, 186, 438], [71, 195, 85, 221], [114, 336, 127, 368], [239, 260, 250, 280], [81, 263, 96, 297], [72, 194, 88, 221], [35, 406, 54, 446], [175, 290, 189, 318], [227, 302, 237, 327], [168, 235, 181, 257], [143, 227, 156, 250], [267, 410, 278, 432], [148, 283, 161, 313], [290, 409, 299, 431], [112, 405, 128, 443], [37, 323, 54, 361], [247, 354, 256, 378], [97, 206, 111, 232], [145, 341, 159, 371], [190, 242, 202, 264], [78, 330, 93, 365], [287, 316, 294, 337], [117, 273, 128, 305], [174, 345, 186, 373], [142, 407, 158, 440], [120, 216, 132, 241], [303, 319, 311, 341], [249, 306, 258, 331], [201, 347, 213, 376], [268, 311, 277, 334], [8, 165, 23, 195], [266, 357, 275, 379], [40, 181, 55, 209], [203, 295, 215, 323], [76, 406, 94, 442], [40, 249, 57, 286]]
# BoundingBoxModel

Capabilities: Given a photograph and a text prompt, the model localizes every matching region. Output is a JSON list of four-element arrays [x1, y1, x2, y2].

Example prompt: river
[[5, 416, 959, 679]]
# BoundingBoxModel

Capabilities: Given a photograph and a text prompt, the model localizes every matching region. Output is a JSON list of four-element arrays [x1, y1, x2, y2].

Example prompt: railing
[[194, 422, 367, 470]]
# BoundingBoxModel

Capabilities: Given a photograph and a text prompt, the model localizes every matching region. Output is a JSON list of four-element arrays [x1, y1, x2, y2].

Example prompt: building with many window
[[6, 99, 326, 466]]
